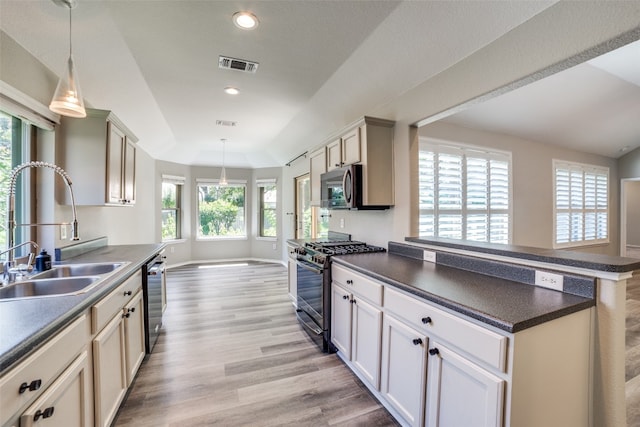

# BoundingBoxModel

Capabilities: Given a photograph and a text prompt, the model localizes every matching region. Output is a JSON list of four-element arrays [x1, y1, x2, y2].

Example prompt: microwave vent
[[218, 56, 259, 73]]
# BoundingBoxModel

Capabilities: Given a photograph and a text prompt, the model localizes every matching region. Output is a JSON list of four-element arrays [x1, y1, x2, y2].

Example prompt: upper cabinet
[[57, 109, 138, 206], [311, 116, 395, 207]]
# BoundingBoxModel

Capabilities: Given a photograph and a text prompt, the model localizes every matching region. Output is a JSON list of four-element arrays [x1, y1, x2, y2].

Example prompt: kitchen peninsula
[[328, 237, 639, 427]]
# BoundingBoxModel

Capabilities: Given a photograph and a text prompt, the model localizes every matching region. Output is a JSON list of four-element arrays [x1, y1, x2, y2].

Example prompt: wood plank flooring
[[114, 261, 640, 426], [115, 261, 399, 427]]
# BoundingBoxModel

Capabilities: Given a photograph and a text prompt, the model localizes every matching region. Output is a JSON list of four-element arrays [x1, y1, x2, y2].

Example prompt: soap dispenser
[[35, 249, 52, 272]]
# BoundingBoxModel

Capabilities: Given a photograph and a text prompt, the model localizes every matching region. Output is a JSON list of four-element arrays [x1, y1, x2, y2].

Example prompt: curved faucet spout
[[6, 161, 80, 261]]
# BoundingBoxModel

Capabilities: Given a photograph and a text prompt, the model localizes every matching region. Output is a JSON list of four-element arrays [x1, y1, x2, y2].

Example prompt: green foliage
[[198, 184, 245, 237]]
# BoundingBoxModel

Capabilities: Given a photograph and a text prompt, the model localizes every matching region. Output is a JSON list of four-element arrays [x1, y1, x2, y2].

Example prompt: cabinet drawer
[[0, 314, 89, 425], [385, 287, 508, 372], [92, 271, 141, 334], [332, 264, 382, 306]]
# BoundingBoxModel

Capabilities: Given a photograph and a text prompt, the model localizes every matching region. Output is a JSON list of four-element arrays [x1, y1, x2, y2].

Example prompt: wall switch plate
[[535, 270, 564, 291], [60, 224, 67, 240], [423, 250, 436, 263]]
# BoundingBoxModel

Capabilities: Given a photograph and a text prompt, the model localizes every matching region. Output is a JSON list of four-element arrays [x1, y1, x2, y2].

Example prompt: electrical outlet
[[423, 250, 436, 263], [535, 270, 564, 291], [340, 218, 345, 228], [60, 224, 67, 240], [170, 246, 175, 253], [272, 243, 277, 250]]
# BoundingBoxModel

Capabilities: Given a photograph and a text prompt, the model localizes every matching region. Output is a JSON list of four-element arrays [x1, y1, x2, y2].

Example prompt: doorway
[[621, 178, 640, 258]]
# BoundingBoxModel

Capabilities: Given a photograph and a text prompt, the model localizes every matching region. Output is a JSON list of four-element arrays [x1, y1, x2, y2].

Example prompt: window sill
[[162, 238, 187, 244], [256, 237, 277, 242], [196, 236, 248, 241], [553, 240, 610, 250]]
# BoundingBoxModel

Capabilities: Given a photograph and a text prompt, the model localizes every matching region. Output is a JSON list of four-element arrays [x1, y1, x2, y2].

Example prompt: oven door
[[296, 259, 325, 329]]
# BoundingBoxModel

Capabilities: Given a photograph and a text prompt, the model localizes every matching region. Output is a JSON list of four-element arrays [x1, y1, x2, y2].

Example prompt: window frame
[[552, 159, 609, 249], [196, 179, 247, 240], [418, 138, 513, 244], [161, 175, 184, 241], [256, 179, 277, 240]]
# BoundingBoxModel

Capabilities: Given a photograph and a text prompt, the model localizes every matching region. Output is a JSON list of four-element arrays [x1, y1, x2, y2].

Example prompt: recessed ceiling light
[[233, 11, 259, 30], [224, 87, 239, 95]]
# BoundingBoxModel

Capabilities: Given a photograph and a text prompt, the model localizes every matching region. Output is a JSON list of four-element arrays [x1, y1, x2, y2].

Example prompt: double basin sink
[[0, 262, 127, 300]]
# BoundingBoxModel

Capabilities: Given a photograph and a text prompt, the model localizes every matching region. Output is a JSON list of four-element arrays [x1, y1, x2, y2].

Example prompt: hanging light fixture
[[49, 0, 86, 118], [219, 139, 228, 186]]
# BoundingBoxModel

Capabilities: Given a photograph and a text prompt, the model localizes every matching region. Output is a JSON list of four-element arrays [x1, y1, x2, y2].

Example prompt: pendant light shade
[[49, 2, 86, 118], [219, 139, 228, 186]]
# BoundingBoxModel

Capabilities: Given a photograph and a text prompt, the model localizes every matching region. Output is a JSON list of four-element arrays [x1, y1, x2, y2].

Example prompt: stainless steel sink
[[0, 276, 101, 299], [30, 262, 125, 279]]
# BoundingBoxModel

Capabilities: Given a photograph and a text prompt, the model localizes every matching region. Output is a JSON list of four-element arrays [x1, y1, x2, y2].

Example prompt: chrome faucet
[[6, 161, 80, 265], [0, 240, 39, 285]]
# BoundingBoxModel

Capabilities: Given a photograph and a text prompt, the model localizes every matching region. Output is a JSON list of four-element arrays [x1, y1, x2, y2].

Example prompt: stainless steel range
[[293, 237, 385, 352]]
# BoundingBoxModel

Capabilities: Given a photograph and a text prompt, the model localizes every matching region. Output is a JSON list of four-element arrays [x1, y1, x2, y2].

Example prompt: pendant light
[[49, 0, 86, 118], [219, 139, 228, 186]]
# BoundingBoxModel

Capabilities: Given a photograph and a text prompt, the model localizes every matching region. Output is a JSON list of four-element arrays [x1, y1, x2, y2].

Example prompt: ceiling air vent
[[216, 120, 237, 127], [218, 56, 259, 73]]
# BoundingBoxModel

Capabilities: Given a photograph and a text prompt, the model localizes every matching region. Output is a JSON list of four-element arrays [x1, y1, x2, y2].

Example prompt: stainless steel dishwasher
[[144, 253, 165, 353]]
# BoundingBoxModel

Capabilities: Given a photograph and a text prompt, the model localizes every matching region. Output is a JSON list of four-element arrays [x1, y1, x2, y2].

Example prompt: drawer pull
[[34, 406, 55, 421], [19, 379, 42, 394], [429, 348, 440, 356], [421, 316, 432, 325], [346, 279, 353, 285], [412, 338, 423, 346], [124, 290, 132, 296], [350, 299, 356, 304]]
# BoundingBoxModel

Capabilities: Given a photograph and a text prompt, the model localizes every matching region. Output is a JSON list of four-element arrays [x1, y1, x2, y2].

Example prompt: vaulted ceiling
[[1, 1, 638, 168]]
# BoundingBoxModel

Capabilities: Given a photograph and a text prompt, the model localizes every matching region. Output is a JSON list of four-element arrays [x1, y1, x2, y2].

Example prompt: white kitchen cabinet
[[309, 116, 395, 207], [58, 108, 138, 206], [123, 291, 145, 386], [0, 315, 91, 427], [331, 265, 383, 390], [19, 351, 92, 427], [380, 314, 428, 427], [92, 271, 143, 427], [309, 147, 327, 206], [425, 341, 504, 427]]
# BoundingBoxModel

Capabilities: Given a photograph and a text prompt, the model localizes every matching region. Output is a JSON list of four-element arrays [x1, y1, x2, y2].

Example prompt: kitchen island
[[329, 238, 639, 427]]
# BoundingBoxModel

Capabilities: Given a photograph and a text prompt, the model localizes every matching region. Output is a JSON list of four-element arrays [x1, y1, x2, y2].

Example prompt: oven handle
[[296, 310, 323, 335], [296, 259, 324, 274]]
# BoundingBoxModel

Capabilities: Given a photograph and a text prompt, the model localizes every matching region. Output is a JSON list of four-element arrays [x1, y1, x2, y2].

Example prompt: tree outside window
[[161, 181, 182, 241], [259, 183, 277, 238], [197, 183, 246, 238]]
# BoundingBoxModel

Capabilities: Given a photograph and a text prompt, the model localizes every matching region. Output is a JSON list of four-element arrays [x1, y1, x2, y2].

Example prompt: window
[[197, 181, 246, 239], [0, 110, 31, 254], [257, 179, 277, 238], [161, 175, 184, 241], [418, 139, 511, 244], [553, 160, 608, 248]]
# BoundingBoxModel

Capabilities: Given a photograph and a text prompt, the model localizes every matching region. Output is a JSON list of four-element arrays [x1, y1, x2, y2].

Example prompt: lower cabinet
[[19, 351, 92, 427], [124, 291, 145, 386], [425, 341, 504, 427], [351, 296, 382, 389], [380, 314, 428, 427]]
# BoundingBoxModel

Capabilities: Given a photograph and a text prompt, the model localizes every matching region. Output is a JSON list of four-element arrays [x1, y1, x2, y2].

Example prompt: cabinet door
[[124, 291, 145, 386], [331, 284, 352, 357], [20, 351, 92, 427], [327, 139, 342, 171], [341, 127, 361, 165], [351, 296, 382, 389], [288, 258, 297, 305], [107, 122, 125, 204], [122, 139, 136, 204], [381, 314, 428, 427], [426, 341, 504, 427], [93, 313, 127, 427], [309, 148, 327, 205]]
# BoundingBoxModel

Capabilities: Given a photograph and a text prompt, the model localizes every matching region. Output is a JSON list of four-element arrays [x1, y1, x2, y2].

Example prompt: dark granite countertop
[[332, 252, 595, 333], [0, 243, 164, 373], [406, 236, 640, 273]]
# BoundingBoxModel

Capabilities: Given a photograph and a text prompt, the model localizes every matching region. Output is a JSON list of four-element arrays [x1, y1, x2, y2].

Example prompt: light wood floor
[[114, 261, 640, 426], [115, 261, 399, 427]]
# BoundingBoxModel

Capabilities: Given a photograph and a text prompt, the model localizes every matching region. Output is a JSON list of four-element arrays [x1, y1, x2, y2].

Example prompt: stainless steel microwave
[[320, 164, 389, 210]]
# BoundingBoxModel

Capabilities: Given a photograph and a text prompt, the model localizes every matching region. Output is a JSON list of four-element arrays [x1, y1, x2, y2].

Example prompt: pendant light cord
[[68, 6, 73, 57]]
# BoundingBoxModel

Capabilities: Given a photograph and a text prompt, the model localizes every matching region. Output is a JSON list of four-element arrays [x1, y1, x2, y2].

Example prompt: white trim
[[161, 174, 186, 185], [256, 178, 277, 186], [165, 257, 286, 270], [0, 80, 59, 129], [620, 177, 640, 257], [196, 178, 247, 185]]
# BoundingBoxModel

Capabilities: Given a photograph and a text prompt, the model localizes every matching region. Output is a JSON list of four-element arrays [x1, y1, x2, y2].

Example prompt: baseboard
[[166, 257, 286, 270]]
